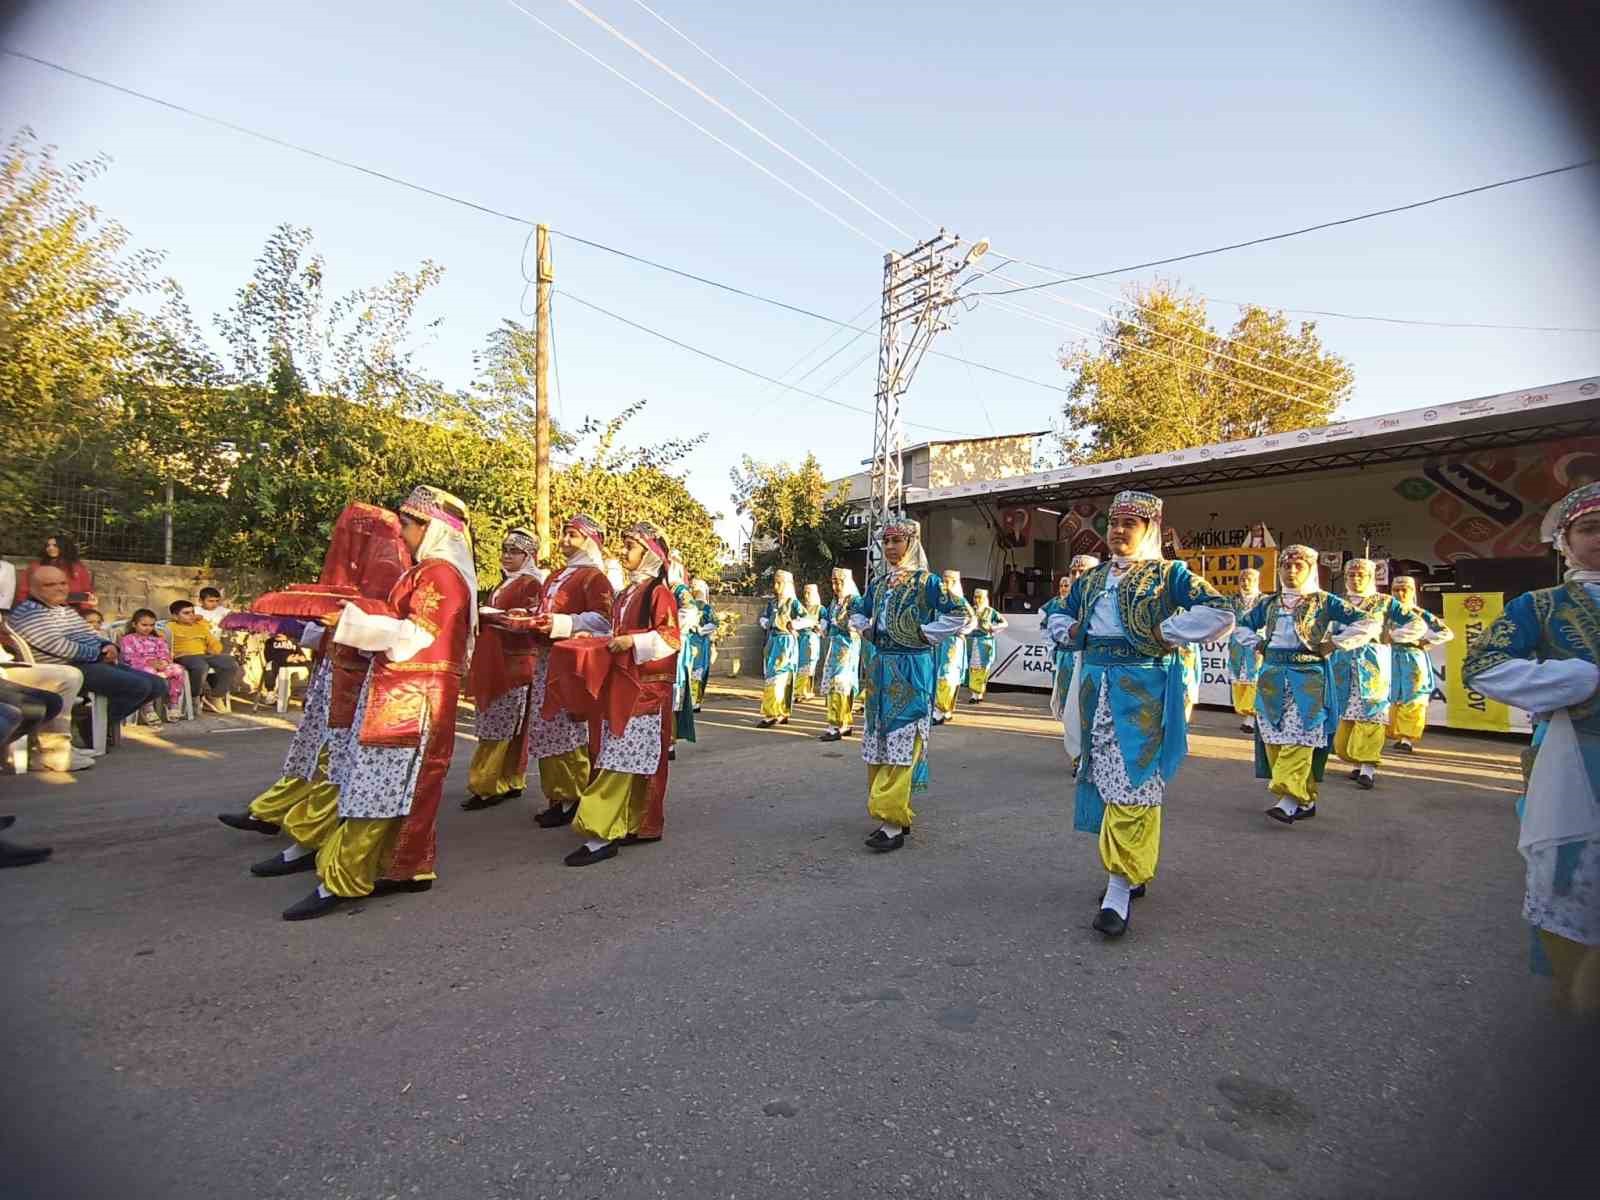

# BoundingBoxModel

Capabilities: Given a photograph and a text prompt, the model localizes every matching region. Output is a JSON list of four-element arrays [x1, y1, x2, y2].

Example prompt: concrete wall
[[927, 437, 1037, 488], [709, 595, 767, 678], [3, 557, 256, 622]]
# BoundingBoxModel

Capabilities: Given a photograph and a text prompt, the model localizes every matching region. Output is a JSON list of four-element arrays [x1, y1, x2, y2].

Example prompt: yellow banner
[[1181, 547, 1278, 595], [1444, 592, 1511, 732]]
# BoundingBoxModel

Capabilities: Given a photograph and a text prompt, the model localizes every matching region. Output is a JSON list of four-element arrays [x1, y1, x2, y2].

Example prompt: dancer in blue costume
[[795, 583, 824, 703], [757, 570, 810, 728], [686, 578, 717, 711], [1232, 546, 1389, 825], [1384, 575, 1453, 753], [964, 589, 1008, 703], [848, 520, 974, 853], [1465, 482, 1600, 1014], [666, 552, 697, 755], [1043, 555, 1099, 771], [931, 569, 969, 724], [1329, 558, 1419, 790], [817, 567, 861, 742], [1226, 567, 1265, 733], [1046, 492, 1234, 939]]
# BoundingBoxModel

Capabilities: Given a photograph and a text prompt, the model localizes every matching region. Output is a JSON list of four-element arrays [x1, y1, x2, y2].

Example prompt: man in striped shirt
[[9, 566, 165, 723]]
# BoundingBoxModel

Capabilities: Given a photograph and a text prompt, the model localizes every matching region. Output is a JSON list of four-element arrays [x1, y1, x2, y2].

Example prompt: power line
[[1204, 300, 1600, 335], [547, 0, 913, 240], [625, 0, 938, 228], [555, 288, 978, 436], [496, 2, 882, 246], [4, 48, 1063, 398], [978, 158, 1600, 294]]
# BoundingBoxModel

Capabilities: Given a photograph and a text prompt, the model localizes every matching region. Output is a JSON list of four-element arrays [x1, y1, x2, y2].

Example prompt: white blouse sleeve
[[1469, 658, 1599, 713], [921, 606, 975, 644], [632, 630, 675, 664], [1045, 612, 1076, 645], [1329, 616, 1380, 651], [333, 603, 435, 663], [1159, 604, 1234, 645]]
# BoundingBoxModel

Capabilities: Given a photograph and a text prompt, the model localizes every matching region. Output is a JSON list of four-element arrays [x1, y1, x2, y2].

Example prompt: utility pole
[[866, 230, 987, 575], [534, 223, 554, 564]]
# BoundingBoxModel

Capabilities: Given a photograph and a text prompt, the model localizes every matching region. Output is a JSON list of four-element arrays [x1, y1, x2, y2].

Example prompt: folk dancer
[[1227, 567, 1265, 732], [463, 527, 547, 811], [795, 583, 825, 702], [565, 522, 681, 866], [931, 569, 969, 724], [817, 566, 861, 742], [758, 570, 807, 728], [965, 588, 1008, 703], [222, 503, 410, 837], [279, 485, 476, 920], [1330, 558, 1420, 790], [667, 552, 698, 758], [1386, 575, 1453, 753], [848, 520, 974, 853], [1046, 492, 1233, 939], [1463, 483, 1600, 1014], [1232, 546, 1387, 826], [521, 514, 616, 830], [686, 578, 717, 710], [1043, 555, 1099, 771]]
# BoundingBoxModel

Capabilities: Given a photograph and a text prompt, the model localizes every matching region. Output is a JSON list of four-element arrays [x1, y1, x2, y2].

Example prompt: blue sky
[[4, 0, 1598, 549]]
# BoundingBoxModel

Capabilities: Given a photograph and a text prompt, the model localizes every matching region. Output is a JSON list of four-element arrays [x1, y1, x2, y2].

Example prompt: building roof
[[908, 376, 1600, 510]]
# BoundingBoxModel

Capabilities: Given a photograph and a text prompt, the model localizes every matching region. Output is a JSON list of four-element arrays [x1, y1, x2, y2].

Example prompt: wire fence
[[3, 467, 203, 565]]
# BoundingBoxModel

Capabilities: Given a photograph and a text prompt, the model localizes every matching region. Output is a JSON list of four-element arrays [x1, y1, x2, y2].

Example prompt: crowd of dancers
[[207, 479, 1600, 1013]]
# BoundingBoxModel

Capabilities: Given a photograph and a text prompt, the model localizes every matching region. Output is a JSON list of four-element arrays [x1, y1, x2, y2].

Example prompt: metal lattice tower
[[867, 230, 981, 574]]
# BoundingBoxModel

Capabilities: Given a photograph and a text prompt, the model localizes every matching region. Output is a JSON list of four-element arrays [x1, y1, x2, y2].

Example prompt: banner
[[1180, 546, 1278, 596], [1440, 592, 1522, 732], [989, 625, 1059, 688]]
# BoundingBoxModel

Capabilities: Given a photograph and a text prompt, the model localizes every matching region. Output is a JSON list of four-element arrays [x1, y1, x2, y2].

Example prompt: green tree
[[730, 452, 861, 589], [1058, 281, 1353, 462]]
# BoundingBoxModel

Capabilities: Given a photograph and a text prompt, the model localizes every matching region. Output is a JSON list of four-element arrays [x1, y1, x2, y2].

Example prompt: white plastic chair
[[274, 663, 311, 714], [5, 735, 26, 774]]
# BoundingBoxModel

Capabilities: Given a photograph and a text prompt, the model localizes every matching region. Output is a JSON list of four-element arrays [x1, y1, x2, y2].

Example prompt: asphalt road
[[1, 683, 1591, 1199]]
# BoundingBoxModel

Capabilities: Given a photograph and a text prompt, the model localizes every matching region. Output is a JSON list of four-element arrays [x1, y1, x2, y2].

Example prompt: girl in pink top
[[119, 608, 184, 719]]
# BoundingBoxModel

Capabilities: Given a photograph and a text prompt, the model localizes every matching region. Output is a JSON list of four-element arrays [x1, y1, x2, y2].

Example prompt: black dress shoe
[[668, 748, 676, 761], [371, 877, 434, 896], [840, 727, 853, 738], [461, 791, 511, 811], [504, 787, 524, 800], [1393, 741, 1415, 754], [251, 850, 318, 877], [1296, 805, 1316, 820], [1092, 907, 1128, 937], [534, 804, 577, 829], [1355, 773, 1376, 790], [1265, 806, 1296, 825], [1348, 769, 1362, 781], [757, 719, 776, 729], [0, 838, 52, 869], [564, 842, 619, 867], [778, 717, 789, 726], [0, 815, 16, 831], [218, 811, 281, 835], [818, 730, 841, 742], [864, 829, 905, 853], [618, 832, 661, 846], [282, 889, 347, 921]]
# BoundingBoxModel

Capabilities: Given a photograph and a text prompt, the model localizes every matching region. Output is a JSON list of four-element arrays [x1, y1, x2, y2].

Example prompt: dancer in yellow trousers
[[849, 521, 972, 852], [1465, 482, 1600, 1014], [1226, 568, 1264, 733], [817, 567, 861, 742], [964, 589, 1007, 703], [463, 528, 546, 810], [757, 571, 806, 727], [1329, 559, 1422, 790], [794, 583, 824, 702], [931, 570, 969, 724], [1233, 546, 1386, 825], [1046, 491, 1234, 939], [1385, 575, 1453, 753]]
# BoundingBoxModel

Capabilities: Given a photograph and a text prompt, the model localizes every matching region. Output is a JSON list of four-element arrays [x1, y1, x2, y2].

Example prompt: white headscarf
[[604, 557, 626, 592], [1237, 567, 1262, 603], [1106, 491, 1164, 568], [690, 578, 711, 601], [880, 519, 929, 577], [941, 570, 964, 599], [561, 514, 606, 571], [1277, 545, 1321, 608], [772, 570, 797, 604], [500, 527, 545, 583], [801, 582, 821, 609], [1343, 558, 1377, 599], [831, 568, 859, 602], [400, 485, 479, 637]]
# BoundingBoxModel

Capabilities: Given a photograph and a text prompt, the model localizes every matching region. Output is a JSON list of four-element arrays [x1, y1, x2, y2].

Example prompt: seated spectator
[[15, 535, 97, 614], [83, 608, 105, 633], [9, 566, 164, 725], [168, 600, 240, 714], [0, 618, 93, 771], [0, 678, 64, 746], [0, 558, 15, 612], [196, 586, 232, 627], [118, 609, 185, 724]]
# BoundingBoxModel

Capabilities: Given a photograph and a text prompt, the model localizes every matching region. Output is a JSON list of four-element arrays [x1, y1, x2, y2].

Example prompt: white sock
[[876, 822, 903, 837], [1102, 873, 1132, 919], [316, 883, 331, 898], [282, 842, 315, 863], [1359, 764, 1375, 779], [584, 838, 610, 852], [1242, 718, 1255, 730], [1397, 739, 1412, 749], [1274, 796, 1300, 817]]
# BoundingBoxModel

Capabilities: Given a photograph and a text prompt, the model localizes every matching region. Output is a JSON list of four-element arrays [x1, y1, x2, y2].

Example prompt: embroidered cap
[[881, 518, 921, 542], [1109, 490, 1162, 524], [1345, 557, 1375, 576], [1280, 544, 1318, 566], [400, 484, 469, 532], [502, 526, 538, 556], [621, 520, 669, 564], [563, 513, 605, 544], [1541, 481, 1600, 545]]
